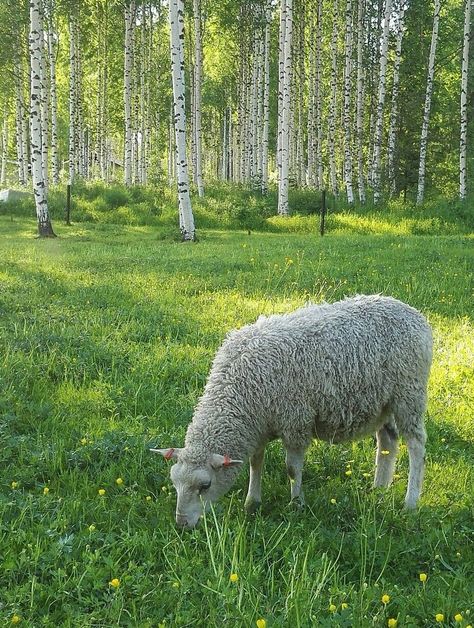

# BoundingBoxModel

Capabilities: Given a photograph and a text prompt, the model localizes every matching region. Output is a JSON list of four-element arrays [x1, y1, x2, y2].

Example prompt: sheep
[[152, 295, 433, 529]]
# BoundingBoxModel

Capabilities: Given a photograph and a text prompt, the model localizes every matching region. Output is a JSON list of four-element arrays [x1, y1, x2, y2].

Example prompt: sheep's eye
[[198, 481, 211, 495]]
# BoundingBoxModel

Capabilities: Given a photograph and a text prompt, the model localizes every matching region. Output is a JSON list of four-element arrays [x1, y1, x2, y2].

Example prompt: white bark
[[278, 0, 292, 216], [124, 1, 134, 186], [356, 0, 366, 203], [30, 0, 54, 236], [277, 0, 287, 184], [343, 0, 355, 204], [193, 0, 204, 196], [1, 114, 8, 185], [328, 1, 339, 195], [69, 14, 77, 183], [416, 0, 441, 205], [14, 56, 28, 187], [169, 0, 195, 240], [39, 4, 49, 195], [371, 0, 393, 204], [261, 2, 271, 194], [46, 1, 59, 185], [387, 4, 406, 196], [315, 0, 323, 189], [460, 0, 471, 199]]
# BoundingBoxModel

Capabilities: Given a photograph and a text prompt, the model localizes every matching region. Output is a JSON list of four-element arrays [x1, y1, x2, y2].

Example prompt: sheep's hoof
[[244, 497, 261, 515], [290, 495, 305, 510]]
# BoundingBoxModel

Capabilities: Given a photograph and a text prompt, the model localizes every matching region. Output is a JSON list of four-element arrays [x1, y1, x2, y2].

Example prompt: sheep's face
[[151, 448, 243, 529]]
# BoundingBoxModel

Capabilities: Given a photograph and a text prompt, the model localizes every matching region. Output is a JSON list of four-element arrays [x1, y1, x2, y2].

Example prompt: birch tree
[[1, 113, 7, 185], [459, 0, 471, 200], [356, 0, 366, 203], [328, 1, 339, 195], [29, 0, 55, 237], [169, 0, 196, 240], [14, 53, 28, 187], [416, 0, 441, 205], [343, 0, 355, 204], [371, 0, 393, 204], [278, 0, 293, 216], [124, 0, 135, 186], [261, 1, 271, 194], [193, 0, 204, 196], [46, 0, 59, 185]]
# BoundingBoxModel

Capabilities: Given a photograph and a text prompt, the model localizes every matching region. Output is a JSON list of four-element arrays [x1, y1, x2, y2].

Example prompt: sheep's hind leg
[[286, 448, 305, 508], [245, 446, 265, 514], [374, 421, 399, 488], [404, 429, 426, 509]]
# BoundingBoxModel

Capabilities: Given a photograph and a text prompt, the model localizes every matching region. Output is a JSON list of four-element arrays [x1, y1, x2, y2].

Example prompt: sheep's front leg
[[374, 422, 399, 488], [286, 448, 305, 508], [244, 446, 265, 514]]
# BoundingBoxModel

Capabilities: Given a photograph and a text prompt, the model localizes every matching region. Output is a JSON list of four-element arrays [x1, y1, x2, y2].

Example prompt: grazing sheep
[[152, 295, 432, 529]]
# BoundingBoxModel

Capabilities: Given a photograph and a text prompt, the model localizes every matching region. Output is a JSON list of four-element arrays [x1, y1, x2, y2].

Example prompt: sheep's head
[[151, 448, 243, 529]]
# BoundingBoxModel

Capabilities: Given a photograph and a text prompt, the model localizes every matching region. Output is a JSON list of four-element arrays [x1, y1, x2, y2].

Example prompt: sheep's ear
[[210, 453, 244, 470], [150, 447, 181, 461]]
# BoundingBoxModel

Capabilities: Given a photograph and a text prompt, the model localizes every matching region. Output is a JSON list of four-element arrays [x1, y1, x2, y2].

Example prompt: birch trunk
[[1, 114, 8, 185], [261, 2, 271, 194], [69, 14, 76, 183], [169, 0, 196, 240], [124, 1, 134, 186], [46, 0, 59, 185], [14, 55, 28, 186], [460, 0, 471, 199], [328, 1, 339, 195], [39, 4, 49, 195], [343, 0, 355, 204], [193, 0, 204, 196], [315, 0, 323, 189], [277, 0, 287, 185], [29, 0, 55, 237], [356, 0, 366, 203], [387, 4, 406, 196], [416, 0, 441, 205], [278, 0, 292, 216], [371, 0, 393, 203]]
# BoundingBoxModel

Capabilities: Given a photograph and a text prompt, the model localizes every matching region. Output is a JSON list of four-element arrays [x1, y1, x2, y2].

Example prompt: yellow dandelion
[[454, 615, 463, 623], [345, 470, 352, 476], [363, 472, 371, 478], [98, 488, 106, 496], [109, 578, 120, 588], [116, 477, 124, 486], [381, 594, 390, 605], [43, 487, 49, 495], [435, 614, 444, 623], [11, 616, 21, 625], [388, 619, 397, 628], [381, 450, 390, 455], [80, 438, 87, 445], [230, 573, 239, 583], [393, 474, 401, 480], [88, 524, 96, 532], [256, 620, 266, 628], [341, 603, 348, 610], [146, 495, 152, 501], [330, 498, 337, 504], [329, 604, 337, 612], [419, 573, 427, 582], [11, 481, 19, 489], [161, 486, 167, 492], [172, 581, 180, 588]]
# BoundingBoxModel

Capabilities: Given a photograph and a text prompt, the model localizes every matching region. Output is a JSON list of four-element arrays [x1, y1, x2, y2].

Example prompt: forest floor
[[0, 212, 473, 626]]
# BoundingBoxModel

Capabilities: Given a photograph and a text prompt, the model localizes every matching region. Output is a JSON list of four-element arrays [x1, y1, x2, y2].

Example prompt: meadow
[[0, 187, 473, 627]]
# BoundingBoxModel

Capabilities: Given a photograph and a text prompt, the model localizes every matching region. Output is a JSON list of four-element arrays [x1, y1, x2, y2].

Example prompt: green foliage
[[0, 212, 472, 625]]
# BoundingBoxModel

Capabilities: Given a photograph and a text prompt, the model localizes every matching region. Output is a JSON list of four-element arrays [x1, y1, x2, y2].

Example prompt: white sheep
[[152, 295, 433, 528]]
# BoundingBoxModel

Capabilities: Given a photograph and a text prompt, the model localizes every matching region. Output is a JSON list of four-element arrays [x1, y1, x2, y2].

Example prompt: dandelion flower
[[330, 498, 337, 504], [454, 615, 463, 623], [363, 472, 371, 478], [419, 572, 427, 582], [435, 614, 444, 623], [256, 620, 266, 628], [381, 594, 390, 604], [146, 496, 152, 501], [381, 450, 390, 455], [345, 470, 352, 476], [11, 481, 19, 489], [341, 603, 348, 610], [88, 524, 96, 532], [388, 619, 397, 627], [230, 573, 239, 583], [43, 487, 49, 495], [393, 474, 401, 480], [329, 604, 337, 612], [109, 578, 120, 588], [172, 581, 180, 588], [11, 616, 21, 624], [80, 438, 87, 445], [98, 489, 106, 496], [116, 478, 124, 486]]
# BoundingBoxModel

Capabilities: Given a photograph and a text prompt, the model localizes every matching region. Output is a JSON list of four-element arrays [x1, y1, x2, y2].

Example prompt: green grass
[[0, 208, 473, 627]]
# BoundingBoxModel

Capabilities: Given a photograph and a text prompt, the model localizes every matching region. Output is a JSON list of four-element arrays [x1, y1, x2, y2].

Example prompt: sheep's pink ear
[[210, 453, 244, 470], [150, 447, 181, 461]]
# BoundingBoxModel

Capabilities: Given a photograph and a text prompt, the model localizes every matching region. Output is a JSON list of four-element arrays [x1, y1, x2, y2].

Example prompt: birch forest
[[0, 0, 471, 236]]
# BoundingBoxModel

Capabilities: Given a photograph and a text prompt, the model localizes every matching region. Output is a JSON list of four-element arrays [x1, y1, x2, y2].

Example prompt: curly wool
[[184, 295, 432, 463]]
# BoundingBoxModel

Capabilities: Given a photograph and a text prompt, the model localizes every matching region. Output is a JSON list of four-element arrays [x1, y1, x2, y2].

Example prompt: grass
[[0, 198, 473, 626]]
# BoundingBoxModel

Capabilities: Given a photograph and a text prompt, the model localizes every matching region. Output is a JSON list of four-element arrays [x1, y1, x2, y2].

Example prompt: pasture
[[0, 205, 473, 626]]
